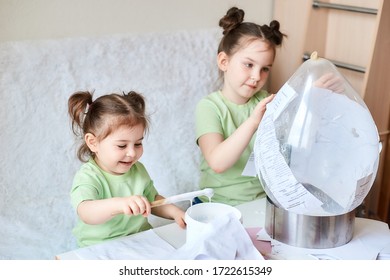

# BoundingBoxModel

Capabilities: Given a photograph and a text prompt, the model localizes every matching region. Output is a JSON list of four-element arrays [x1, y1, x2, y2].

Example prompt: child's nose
[[125, 148, 136, 157], [251, 71, 261, 82]]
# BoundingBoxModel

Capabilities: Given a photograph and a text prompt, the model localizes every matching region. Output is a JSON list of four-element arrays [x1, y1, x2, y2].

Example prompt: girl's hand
[[197, 94, 275, 173], [151, 195, 186, 229], [173, 209, 186, 229], [120, 195, 151, 217], [77, 195, 151, 225], [313, 72, 345, 93], [250, 94, 275, 128]]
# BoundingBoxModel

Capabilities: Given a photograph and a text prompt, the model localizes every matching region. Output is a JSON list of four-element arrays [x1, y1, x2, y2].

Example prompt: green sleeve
[[195, 98, 223, 142]]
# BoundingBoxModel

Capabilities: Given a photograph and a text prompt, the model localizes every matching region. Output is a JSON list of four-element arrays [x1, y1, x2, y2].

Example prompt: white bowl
[[184, 202, 242, 244]]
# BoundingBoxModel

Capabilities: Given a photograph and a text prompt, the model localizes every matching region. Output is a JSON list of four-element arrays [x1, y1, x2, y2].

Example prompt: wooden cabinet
[[270, 0, 390, 223]]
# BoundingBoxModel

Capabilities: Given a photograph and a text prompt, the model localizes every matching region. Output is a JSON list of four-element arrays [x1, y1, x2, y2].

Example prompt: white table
[[56, 198, 390, 260], [56, 199, 266, 259], [153, 198, 266, 249]]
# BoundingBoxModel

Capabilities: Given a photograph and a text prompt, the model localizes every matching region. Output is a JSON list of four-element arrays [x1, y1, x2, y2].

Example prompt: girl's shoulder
[[196, 91, 226, 114], [197, 91, 224, 106], [78, 158, 102, 173], [74, 159, 105, 182], [206, 90, 222, 101]]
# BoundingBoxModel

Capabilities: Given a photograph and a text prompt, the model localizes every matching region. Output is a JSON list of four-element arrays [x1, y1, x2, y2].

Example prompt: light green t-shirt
[[70, 158, 158, 247], [195, 90, 269, 206]]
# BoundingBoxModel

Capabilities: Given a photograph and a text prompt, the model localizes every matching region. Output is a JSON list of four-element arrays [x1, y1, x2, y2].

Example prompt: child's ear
[[85, 133, 98, 153], [217, 51, 229, 72]]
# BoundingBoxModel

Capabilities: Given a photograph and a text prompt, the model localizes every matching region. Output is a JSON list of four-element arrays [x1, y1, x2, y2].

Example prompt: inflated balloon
[[254, 52, 381, 216]]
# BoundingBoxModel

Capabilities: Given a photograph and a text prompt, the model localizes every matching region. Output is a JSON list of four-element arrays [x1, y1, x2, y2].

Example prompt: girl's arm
[[199, 94, 274, 173], [77, 195, 151, 225], [151, 195, 186, 229]]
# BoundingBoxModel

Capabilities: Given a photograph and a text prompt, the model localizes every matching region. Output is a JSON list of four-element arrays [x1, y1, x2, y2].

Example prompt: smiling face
[[218, 38, 275, 104], [85, 123, 145, 175]]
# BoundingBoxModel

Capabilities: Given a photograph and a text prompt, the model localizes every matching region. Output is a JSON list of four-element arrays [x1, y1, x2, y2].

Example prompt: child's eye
[[135, 143, 143, 147], [262, 67, 270, 73], [245, 63, 253, 68], [117, 145, 127, 149]]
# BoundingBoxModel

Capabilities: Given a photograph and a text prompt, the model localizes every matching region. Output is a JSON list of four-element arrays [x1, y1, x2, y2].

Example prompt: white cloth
[[168, 212, 264, 260]]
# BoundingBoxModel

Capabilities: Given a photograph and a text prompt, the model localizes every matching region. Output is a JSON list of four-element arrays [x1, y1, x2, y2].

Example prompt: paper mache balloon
[[254, 52, 381, 216]]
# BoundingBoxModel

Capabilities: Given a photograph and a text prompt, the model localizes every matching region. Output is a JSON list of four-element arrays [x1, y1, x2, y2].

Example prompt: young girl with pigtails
[[68, 90, 185, 247]]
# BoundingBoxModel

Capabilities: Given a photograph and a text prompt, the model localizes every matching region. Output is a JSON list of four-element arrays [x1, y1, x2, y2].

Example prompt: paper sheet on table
[[73, 229, 176, 260], [377, 242, 390, 260], [168, 212, 264, 260], [246, 227, 272, 255], [257, 218, 390, 260]]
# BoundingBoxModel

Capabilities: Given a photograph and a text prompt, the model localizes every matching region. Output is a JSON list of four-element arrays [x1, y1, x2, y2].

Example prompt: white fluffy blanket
[[0, 28, 221, 259]]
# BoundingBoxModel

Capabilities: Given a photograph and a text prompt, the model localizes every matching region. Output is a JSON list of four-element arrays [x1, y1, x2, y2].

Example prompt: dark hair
[[218, 7, 286, 56], [68, 90, 149, 162]]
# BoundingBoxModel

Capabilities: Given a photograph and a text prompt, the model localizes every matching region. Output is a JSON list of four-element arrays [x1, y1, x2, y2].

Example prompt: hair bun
[[219, 7, 245, 35], [267, 20, 285, 46], [269, 20, 280, 32]]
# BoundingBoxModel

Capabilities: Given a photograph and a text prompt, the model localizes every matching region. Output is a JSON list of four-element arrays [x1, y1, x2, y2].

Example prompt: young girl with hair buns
[[195, 7, 286, 206], [195, 7, 343, 206], [68, 90, 185, 247]]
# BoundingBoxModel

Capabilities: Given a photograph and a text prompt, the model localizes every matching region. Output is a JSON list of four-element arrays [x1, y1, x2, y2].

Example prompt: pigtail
[[68, 91, 94, 162], [68, 91, 93, 137], [125, 91, 146, 115], [123, 91, 150, 134]]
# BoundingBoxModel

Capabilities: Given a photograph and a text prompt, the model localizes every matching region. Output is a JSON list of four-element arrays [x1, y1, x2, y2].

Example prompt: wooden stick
[[110, 198, 166, 216], [150, 198, 166, 208]]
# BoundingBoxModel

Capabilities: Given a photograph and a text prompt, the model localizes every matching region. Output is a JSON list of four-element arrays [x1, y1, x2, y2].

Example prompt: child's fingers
[[256, 94, 275, 113], [140, 196, 151, 216], [124, 195, 151, 216], [328, 79, 345, 93], [177, 218, 186, 229], [313, 73, 345, 93], [132, 196, 149, 216], [255, 94, 274, 112], [313, 72, 331, 87], [122, 207, 133, 215], [323, 79, 344, 93], [263, 94, 275, 104]]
